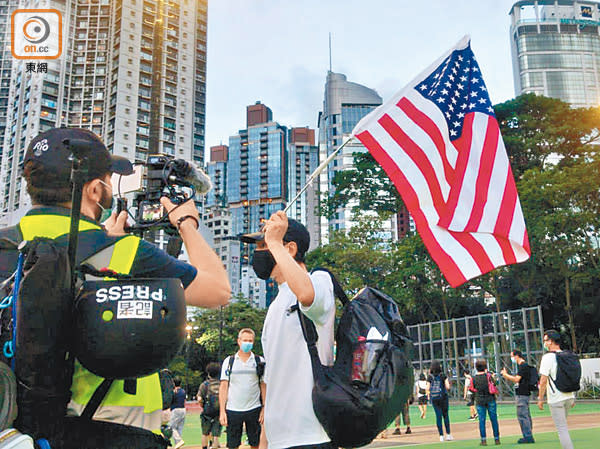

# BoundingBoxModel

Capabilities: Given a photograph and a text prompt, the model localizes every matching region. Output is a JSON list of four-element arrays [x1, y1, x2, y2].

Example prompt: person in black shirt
[[472, 360, 500, 446], [427, 361, 453, 442], [501, 350, 535, 444], [170, 378, 187, 449]]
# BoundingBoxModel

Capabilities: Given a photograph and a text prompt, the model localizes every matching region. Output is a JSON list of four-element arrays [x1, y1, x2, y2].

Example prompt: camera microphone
[[171, 159, 212, 195]]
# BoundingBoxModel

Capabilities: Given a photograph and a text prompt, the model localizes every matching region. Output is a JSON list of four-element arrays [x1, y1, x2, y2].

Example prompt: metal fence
[[407, 306, 545, 400]]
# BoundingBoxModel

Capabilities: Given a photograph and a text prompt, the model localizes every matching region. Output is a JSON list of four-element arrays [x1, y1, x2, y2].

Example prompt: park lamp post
[[185, 324, 192, 398]]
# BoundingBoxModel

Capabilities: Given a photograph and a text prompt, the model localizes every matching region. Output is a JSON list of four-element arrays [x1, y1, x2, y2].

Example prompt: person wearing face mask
[[219, 328, 266, 449], [501, 350, 535, 444], [5, 127, 230, 448], [241, 211, 336, 449], [538, 330, 577, 449]]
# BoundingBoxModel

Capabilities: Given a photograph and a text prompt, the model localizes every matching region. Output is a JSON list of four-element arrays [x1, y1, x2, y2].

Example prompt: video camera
[[113, 154, 212, 235]]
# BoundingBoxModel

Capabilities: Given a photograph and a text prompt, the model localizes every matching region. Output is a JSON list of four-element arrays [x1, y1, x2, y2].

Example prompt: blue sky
[[205, 0, 520, 151]]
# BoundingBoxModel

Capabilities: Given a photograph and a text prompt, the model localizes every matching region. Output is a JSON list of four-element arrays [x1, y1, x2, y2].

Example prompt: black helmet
[[73, 278, 186, 379]]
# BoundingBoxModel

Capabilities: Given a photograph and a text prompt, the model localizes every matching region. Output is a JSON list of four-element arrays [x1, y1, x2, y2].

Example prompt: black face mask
[[252, 250, 276, 280]]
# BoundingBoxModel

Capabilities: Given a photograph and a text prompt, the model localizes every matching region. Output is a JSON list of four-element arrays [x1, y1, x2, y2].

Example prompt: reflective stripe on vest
[[19, 214, 163, 433]]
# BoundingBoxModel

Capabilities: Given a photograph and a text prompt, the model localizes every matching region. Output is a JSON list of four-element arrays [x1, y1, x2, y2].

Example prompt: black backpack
[[550, 351, 581, 393], [527, 364, 539, 393], [0, 233, 75, 446], [296, 269, 413, 448], [159, 369, 176, 411], [200, 379, 220, 418]]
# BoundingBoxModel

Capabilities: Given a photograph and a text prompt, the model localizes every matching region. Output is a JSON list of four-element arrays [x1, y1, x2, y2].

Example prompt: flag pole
[[284, 135, 354, 214]]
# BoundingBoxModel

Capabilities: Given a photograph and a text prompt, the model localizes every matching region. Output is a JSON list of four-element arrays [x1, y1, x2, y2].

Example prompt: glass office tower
[[510, 0, 600, 107]]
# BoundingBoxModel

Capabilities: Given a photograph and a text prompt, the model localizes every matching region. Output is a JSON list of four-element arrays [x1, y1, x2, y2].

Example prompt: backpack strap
[[294, 302, 326, 385], [81, 379, 115, 420], [226, 355, 235, 382], [310, 268, 349, 305]]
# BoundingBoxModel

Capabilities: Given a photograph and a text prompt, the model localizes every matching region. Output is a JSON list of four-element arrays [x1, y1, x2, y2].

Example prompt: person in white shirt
[[219, 328, 266, 449], [463, 370, 477, 421], [241, 212, 335, 449], [538, 329, 576, 449], [415, 373, 429, 419]]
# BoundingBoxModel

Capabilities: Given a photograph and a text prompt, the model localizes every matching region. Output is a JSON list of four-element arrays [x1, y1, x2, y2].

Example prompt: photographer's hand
[[160, 197, 230, 308], [104, 211, 129, 236]]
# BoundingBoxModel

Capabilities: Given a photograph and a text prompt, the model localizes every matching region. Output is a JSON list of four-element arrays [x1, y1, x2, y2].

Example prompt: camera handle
[[63, 138, 90, 297]]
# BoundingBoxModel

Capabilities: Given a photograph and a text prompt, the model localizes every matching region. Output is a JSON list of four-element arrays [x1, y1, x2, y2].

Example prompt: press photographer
[[0, 127, 230, 449]]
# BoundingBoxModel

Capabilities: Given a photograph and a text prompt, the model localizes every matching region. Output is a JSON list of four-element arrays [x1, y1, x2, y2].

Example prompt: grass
[[179, 402, 600, 447], [387, 401, 600, 429], [384, 427, 600, 449]]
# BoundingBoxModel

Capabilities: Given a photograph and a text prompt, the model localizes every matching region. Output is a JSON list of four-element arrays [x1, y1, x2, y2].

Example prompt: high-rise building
[[225, 102, 286, 308], [0, 0, 208, 226], [0, 1, 18, 162], [226, 102, 287, 237], [206, 144, 228, 207], [287, 127, 319, 250], [318, 71, 394, 240], [203, 206, 240, 297], [510, 0, 600, 107]]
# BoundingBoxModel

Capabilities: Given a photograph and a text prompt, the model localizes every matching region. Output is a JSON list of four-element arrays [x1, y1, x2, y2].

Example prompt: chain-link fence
[[408, 306, 544, 401]]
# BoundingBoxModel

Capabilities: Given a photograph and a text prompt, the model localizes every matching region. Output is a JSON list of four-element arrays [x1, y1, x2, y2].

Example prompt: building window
[[124, 133, 129, 140]]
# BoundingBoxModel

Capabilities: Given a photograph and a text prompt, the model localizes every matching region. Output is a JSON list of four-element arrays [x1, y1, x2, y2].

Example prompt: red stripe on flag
[[464, 116, 500, 232], [378, 114, 446, 214], [493, 167, 519, 264], [356, 129, 467, 287], [449, 231, 495, 274], [495, 236, 517, 265], [396, 97, 455, 185], [523, 229, 530, 254], [438, 113, 475, 228]]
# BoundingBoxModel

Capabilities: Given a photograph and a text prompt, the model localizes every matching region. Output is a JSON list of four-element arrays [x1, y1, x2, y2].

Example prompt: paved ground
[[182, 413, 599, 448]]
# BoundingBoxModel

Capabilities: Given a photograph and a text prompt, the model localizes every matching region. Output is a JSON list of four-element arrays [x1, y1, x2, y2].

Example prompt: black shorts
[[466, 392, 475, 406], [418, 396, 428, 405], [201, 414, 222, 437], [226, 406, 261, 448]]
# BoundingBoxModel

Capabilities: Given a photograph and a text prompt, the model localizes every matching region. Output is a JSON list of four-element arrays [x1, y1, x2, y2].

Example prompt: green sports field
[[384, 401, 600, 429], [387, 427, 600, 449], [179, 402, 600, 447]]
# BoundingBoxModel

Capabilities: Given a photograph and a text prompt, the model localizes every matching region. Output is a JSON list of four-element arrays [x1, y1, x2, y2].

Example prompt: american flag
[[352, 36, 530, 287]]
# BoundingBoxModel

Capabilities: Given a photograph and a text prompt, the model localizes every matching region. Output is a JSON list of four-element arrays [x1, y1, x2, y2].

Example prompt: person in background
[[415, 373, 429, 419], [538, 330, 576, 449], [427, 361, 452, 442], [472, 360, 500, 446], [169, 378, 187, 449], [501, 350, 535, 444], [198, 362, 223, 449], [464, 369, 477, 421]]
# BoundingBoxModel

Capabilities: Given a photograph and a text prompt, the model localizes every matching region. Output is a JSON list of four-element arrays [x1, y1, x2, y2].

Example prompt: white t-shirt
[[220, 352, 263, 412], [416, 380, 428, 397], [261, 271, 335, 449], [539, 351, 576, 405]]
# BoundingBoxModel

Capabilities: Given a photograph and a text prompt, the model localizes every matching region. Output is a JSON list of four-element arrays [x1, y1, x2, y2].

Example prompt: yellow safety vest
[[19, 213, 163, 433]]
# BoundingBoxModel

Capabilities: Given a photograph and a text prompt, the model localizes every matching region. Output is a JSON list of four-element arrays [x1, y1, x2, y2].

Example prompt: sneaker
[[495, 439, 501, 445], [469, 415, 477, 420], [392, 428, 401, 435], [445, 434, 454, 441], [480, 441, 488, 446], [440, 436, 445, 442], [518, 437, 535, 444], [405, 427, 412, 435], [174, 441, 185, 449]]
